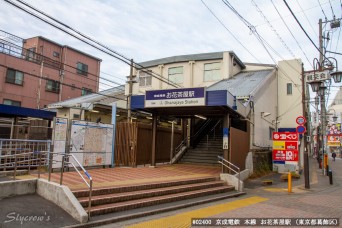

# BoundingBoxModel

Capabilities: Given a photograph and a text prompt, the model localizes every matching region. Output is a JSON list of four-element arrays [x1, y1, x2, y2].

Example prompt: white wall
[[127, 51, 243, 95], [251, 71, 278, 148], [277, 59, 303, 129]]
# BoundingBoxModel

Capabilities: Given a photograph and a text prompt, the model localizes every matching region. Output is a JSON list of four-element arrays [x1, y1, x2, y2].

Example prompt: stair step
[[89, 186, 234, 216], [72, 177, 217, 198], [78, 181, 226, 207], [180, 160, 219, 165], [67, 192, 246, 228]]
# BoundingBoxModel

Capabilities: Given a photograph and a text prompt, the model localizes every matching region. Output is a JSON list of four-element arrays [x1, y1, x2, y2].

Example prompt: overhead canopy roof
[[47, 85, 126, 110], [0, 104, 56, 120]]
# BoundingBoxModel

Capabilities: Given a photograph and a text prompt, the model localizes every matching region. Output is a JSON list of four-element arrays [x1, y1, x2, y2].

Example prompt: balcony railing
[[0, 38, 61, 70]]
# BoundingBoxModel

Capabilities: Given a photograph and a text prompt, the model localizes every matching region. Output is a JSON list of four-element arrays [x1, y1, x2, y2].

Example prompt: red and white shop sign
[[272, 132, 298, 141], [272, 150, 299, 161]]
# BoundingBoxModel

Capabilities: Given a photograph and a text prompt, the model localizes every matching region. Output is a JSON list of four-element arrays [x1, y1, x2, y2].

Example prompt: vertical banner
[[223, 128, 229, 149]]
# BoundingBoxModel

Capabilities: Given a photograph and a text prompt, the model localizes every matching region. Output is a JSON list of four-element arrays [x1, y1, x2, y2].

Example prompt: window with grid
[[287, 83, 292, 95], [81, 87, 92, 96], [3, 99, 21, 107], [204, 62, 221, 81], [45, 79, 60, 93], [6, 68, 24, 85], [168, 67, 183, 84], [76, 62, 88, 76], [139, 70, 152, 87]]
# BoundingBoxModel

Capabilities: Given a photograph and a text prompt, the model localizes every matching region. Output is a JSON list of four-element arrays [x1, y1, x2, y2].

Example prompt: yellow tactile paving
[[126, 196, 268, 228]]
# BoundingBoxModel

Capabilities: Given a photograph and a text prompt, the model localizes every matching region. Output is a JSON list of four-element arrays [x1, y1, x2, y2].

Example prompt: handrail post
[[13, 155, 17, 180], [60, 155, 65, 185], [88, 179, 93, 220], [48, 151, 52, 182], [38, 152, 41, 179], [28, 152, 31, 173]]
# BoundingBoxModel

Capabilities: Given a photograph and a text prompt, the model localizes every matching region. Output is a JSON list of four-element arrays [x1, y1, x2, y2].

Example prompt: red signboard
[[272, 132, 298, 141], [273, 150, 299, 161]]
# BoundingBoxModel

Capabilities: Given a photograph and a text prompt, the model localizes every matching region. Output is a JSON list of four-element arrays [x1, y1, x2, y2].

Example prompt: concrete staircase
[[180, 136, 223, 165], [72, 176, 244, 218]]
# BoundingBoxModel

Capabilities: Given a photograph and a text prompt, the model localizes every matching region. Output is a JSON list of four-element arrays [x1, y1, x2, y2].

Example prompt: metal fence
[[0, 139, 51, 171]]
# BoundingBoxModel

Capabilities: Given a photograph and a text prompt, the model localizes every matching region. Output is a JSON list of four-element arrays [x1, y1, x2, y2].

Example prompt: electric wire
[[15, 0, 181, 89], [295, 0, 319, 37], [271, 0, 313, 68], [5, 0, 180, 89], [200, 0, 261, 63], [318, 0, 329, 20], [283, 0, 332, 65], [251, 0, 298, 62], [0, 39, 124, 90], [221, 0, 302, 89], [329, 0, 336, 17]]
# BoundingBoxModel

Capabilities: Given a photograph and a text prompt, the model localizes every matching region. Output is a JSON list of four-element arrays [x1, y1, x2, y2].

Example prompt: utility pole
[[127, 59, 134, 122], [302, 63, 310, 189], [319, 18, 323, 66]]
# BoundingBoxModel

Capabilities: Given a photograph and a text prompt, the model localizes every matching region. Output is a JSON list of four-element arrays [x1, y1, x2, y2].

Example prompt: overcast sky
[[0, 0, 341, 99]]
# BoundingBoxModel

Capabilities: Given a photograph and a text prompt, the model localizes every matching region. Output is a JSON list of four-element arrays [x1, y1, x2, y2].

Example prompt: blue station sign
[[145, 87, 206, 108]]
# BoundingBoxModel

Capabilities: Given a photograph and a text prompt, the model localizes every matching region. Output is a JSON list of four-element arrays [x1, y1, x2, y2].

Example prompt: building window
[[81, 87, 92, 96], [139, 70, 152, 87], [45, 79, 60, 93], [287, 83, 292, 95], [6, 69, 24, 85], [76, 62, 88, 76], [3, 99, 21, 107], [168, 66, 183, 84], [53, 51, 60, 58], [204, 62, 221, 81]]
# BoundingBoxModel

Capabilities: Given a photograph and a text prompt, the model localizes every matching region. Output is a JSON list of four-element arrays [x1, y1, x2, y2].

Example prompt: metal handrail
[[217, 155, 241, 192], [58, 153, 93, 220], [1, 151, 93, 220]]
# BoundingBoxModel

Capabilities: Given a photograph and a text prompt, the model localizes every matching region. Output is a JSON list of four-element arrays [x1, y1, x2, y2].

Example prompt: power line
[[0, 39, 124, 89], [200, 0, 261, 63], [221, 0, 303, 90], [271, 0, 313, 68], [329, 0, 336, 17], [283, 0, 331, 64], [318, 0, 329, 20], [251, 0, 298, 62], [294, 0, 319, 37], [5, 0, 180, 89]]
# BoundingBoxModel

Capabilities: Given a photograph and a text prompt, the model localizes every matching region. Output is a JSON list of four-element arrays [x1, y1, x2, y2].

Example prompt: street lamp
[[307, 57, 342, 175]]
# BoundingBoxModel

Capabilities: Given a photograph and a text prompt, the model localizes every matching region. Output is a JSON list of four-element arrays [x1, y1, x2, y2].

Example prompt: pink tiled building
[[0, 32, 101, 109]]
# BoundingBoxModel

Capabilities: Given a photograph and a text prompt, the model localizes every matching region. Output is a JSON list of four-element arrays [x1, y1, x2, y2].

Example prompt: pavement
[[0, 158, 341, 228], [103, 157, 342, 228]]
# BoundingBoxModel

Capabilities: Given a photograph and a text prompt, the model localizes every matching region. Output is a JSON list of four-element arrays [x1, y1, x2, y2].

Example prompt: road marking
[[126, 196, 268, 228]]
